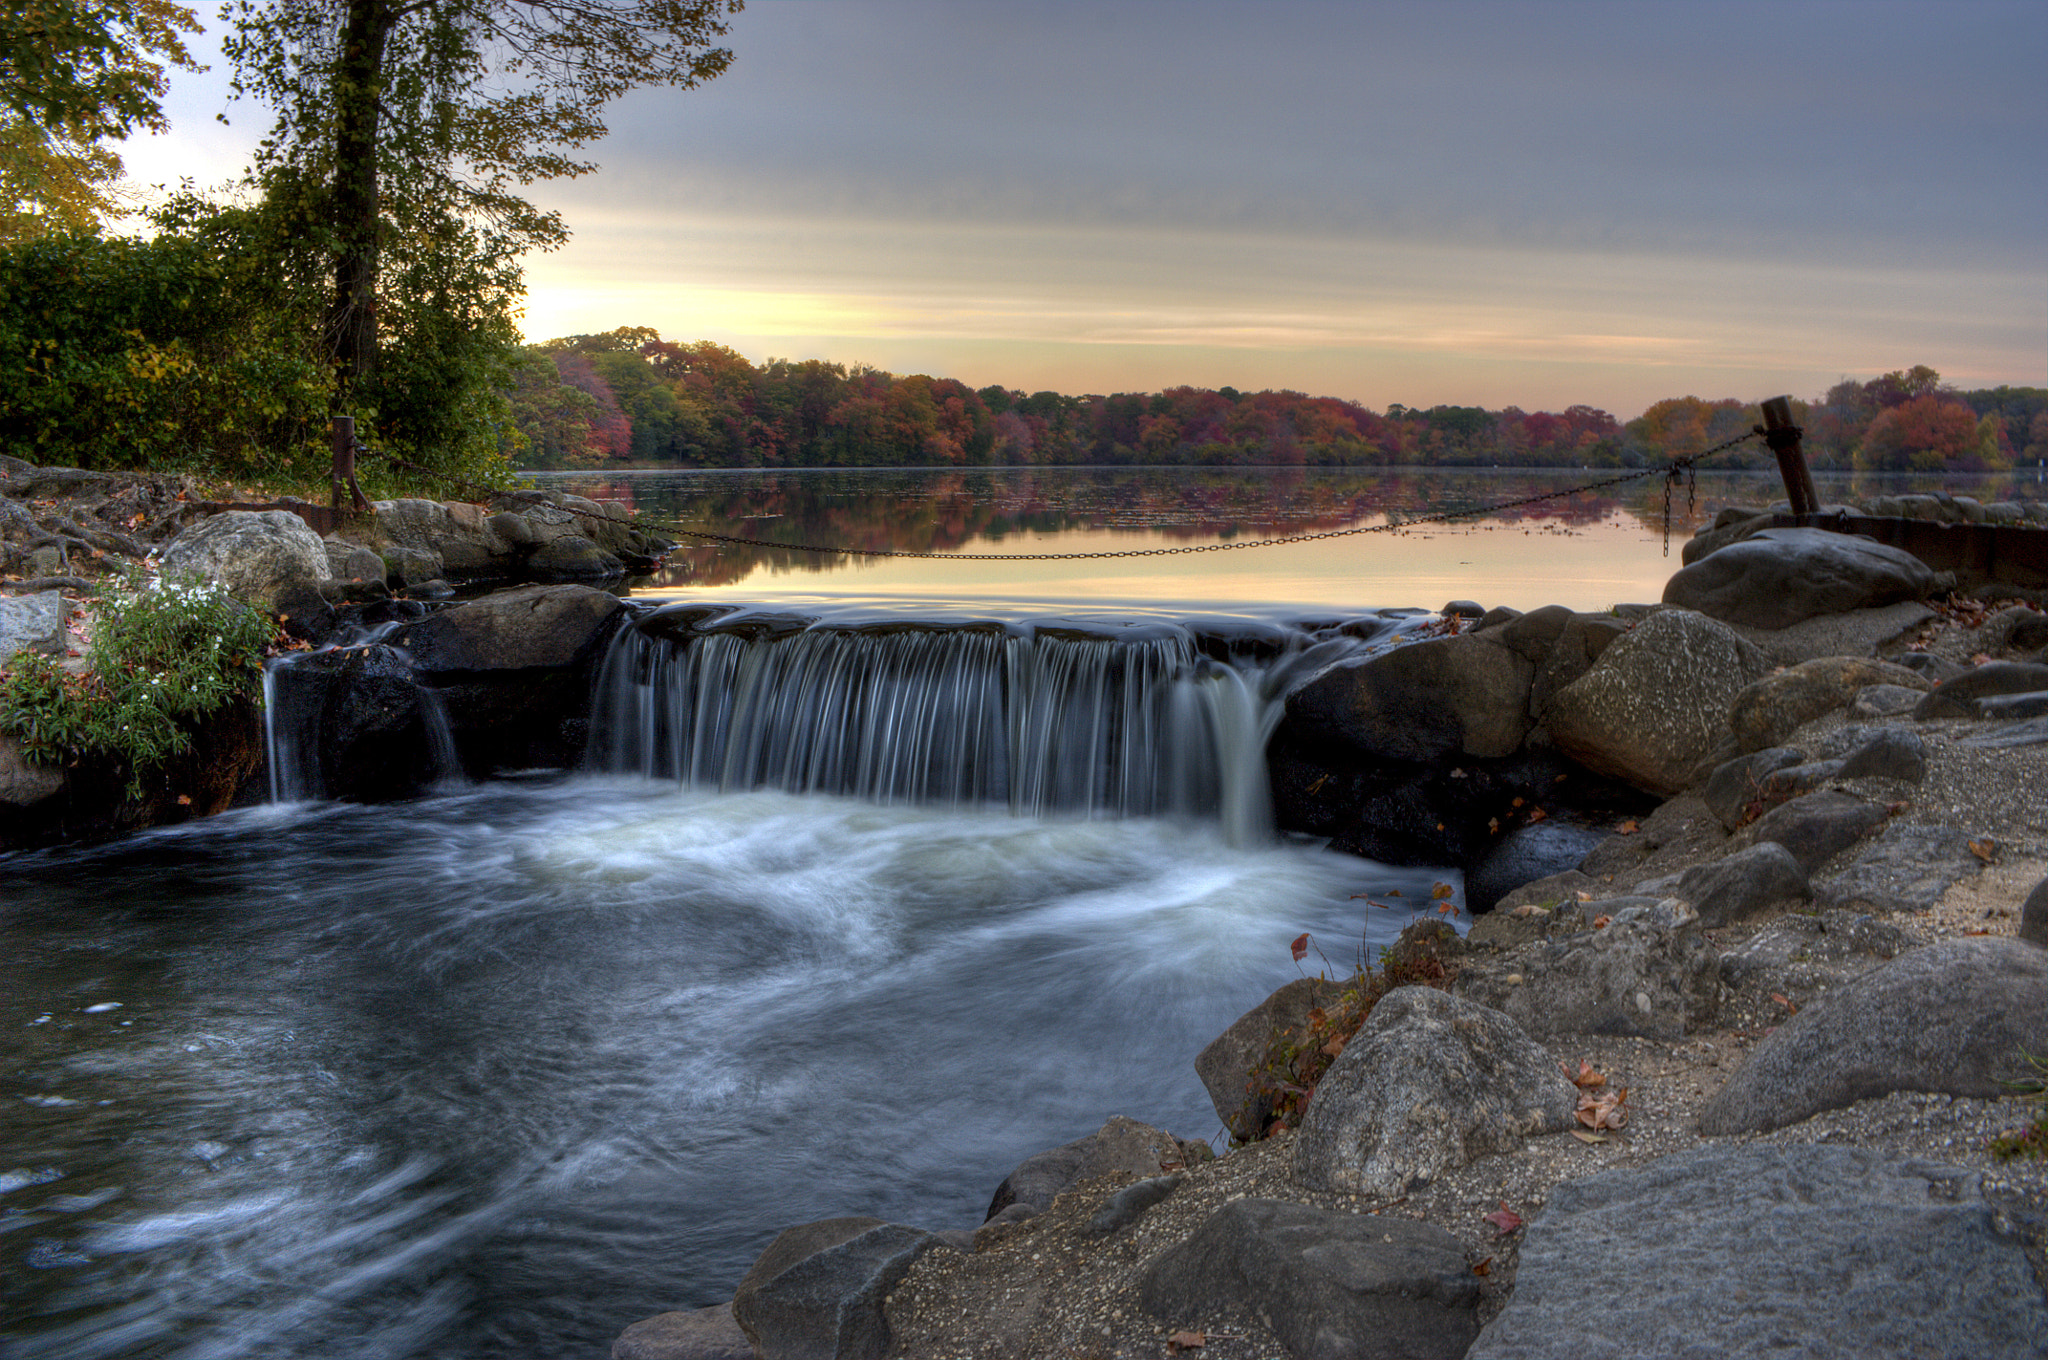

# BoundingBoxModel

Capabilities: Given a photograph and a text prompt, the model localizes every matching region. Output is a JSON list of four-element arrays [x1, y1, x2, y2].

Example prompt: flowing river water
[[2, 464, 2027, 1358]]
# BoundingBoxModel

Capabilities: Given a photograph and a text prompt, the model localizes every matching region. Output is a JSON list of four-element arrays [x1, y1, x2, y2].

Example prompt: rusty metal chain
[[359, 431, 1761, 563]]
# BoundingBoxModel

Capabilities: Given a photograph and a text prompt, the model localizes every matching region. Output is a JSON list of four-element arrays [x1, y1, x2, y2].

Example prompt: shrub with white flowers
[[0, 573, 278, 799]]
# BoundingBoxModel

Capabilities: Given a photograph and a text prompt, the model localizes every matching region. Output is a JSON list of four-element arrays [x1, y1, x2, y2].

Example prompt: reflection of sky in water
[[536, 465, 2023, 616]]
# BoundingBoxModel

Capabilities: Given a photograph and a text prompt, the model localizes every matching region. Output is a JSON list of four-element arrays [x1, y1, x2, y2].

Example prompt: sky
[[116, 0, 2048, 418]]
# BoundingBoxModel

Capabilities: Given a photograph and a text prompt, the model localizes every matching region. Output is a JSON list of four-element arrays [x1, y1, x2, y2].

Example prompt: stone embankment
[[613, 519, 2048, 1360]]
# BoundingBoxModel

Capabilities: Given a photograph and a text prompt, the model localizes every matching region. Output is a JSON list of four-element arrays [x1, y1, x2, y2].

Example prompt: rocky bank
[[613, 518, 2048, 1360]]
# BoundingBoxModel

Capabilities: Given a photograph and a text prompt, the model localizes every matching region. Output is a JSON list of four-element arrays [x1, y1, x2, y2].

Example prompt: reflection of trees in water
[[547, 466, 2040, 588]]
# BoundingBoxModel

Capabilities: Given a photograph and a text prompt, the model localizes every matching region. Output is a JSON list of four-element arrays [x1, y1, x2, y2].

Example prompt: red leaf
[[1290, 933, 1309, 962], [1482, 1202, 1523, 1236], [1169, 1331, 1206, 1352]]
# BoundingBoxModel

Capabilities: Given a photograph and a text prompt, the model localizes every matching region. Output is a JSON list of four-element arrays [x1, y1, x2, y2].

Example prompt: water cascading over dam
[[585, 602, 1399, 844]]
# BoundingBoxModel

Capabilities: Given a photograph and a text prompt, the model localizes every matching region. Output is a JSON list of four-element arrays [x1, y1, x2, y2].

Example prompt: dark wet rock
[[1138, 1198, 1481, 1360], [1814, 822, 1988, 914], [1667, 841, 1810, 927], [1738, 789, 1889, 875], [1285, 631, 1534, 764], [394, 584, 624, 673], [2023, 877, 2048, 948], [1957, 716, 2048, 749], [1472, 605, 1520, 630], [1983, 603, 2048, 653], [1441, 599, 1485, 619], [731, 1217, 941, 1360], [1479, 603, 1574, 663], [1462, 820, 1606, 915], [527, 532, 621, 580], [1979, 690, 2048, 720], [1454, 898, 1720, 1040], [1678, 508, 1773, 566], [1726, 656, 1929, 752], [984, 1116, 1194, 1221], [1291, 986, 1579, 1197], [1700, 938, 2048, 1135], [1885, 648, 1968, 682], [1914, 661, 2048, 718], [1663, 526, 1937, 629], [613, 1304, 753, 1360], [1543, 610, 1769, 796], [1085, 1174, 1181, 1235], [1834, 726, 1927, 782], [1847, 682, 1925, 718], [1700, 746, 1805, 830], [1196, 978, 1343, 1139], [158, 509, 329, 613], [1467, 1145, 2048, 1360], [268, 644, 448, 801]]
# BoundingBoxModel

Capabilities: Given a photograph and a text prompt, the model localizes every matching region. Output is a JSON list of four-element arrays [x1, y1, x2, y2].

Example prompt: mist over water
[[0, 779, 1453, 1359]]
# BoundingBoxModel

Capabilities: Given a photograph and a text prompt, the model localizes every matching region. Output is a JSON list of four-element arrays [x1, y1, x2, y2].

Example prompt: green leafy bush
[[0, 574, 275, 797]]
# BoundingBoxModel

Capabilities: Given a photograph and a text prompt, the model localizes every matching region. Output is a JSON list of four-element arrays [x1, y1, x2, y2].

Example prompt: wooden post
[[1759, 396, 1819, 517], [329, 416, 370, 517]]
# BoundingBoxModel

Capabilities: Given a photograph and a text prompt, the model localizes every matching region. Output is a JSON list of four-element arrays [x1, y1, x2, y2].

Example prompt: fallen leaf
[[1472, 1256, 1493, 1276], [1487, 817, 1501, 833], [1965, 926, 1992, 936], [1321, 1035, 1346, 1059], [1432, 882, 1454, 900], [175, 794, 192, 806], [1970, 838, 1999, 862], [1290, 933, 1309, 962], [1528, 807, 1548, 823], [1511, 796, 1525, 808], [1384, 888, 1402, 897], [1566, 1060, 1606, 1090], [1482, 1202, 1523, 1236], [1168, 1331, 1206, 1352], [1770, 993, 1800, 1015], [1575, 1086, 1630, 1131], [1570, 1129, 1609, 1144], [1592, 914, 1612, 929], [1615, 819, 1639, 835]]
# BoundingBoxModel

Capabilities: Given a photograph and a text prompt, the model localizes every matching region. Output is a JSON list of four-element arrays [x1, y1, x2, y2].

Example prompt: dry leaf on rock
[[1482, 1202, 1524, 1236], [1168, 1329, 1206, 1351]]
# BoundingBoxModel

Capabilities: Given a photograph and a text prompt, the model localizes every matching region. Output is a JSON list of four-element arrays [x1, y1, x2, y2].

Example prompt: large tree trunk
[[328, 0, 393, 404]]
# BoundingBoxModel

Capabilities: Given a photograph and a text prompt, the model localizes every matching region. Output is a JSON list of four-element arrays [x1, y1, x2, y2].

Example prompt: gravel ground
[[880, 605, 2048, 1360]]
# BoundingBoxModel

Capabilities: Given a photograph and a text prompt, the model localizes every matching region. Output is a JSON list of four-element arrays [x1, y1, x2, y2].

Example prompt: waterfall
[[587, 606, 1386, 841]]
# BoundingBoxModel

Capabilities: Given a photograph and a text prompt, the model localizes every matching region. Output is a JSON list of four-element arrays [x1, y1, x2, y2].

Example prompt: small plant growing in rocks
[[1990, 1051, 2048, 1161], [0, 573, 276, 798]]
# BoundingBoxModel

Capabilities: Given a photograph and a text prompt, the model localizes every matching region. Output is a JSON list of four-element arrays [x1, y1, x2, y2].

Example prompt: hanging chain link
[[359, 430, 1762, 563]]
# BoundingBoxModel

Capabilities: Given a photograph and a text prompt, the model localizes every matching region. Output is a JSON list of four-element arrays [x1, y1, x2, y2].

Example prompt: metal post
[[1759, 396, 1819, 518], [329, 416, 371, 517]]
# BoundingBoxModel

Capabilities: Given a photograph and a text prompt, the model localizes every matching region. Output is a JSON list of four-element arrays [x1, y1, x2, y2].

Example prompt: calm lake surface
[[1, 463, 2023, 1359]]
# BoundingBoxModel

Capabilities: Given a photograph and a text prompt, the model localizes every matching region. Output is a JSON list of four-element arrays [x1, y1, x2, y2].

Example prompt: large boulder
[[1290, 986, 1578, 1198], [0, 589, 68, 662], [1462, 820, 1606, 915], [984, 1115, 1195, 1220], [1914, 661, 2048, 719], [1194, 977, 1341, 1140], [731, 1217, 942, 1360], [1542, 610, 1770, 796], [612, 1304, 753, 1360], [1467, 1145, 2048, 1360], [263, 644, 455, 801], [158, 510, 328, 612], [392, 583, 623, 672], [1453, 898, 1721, 1039], [1662, 526, 1936, 629], [1285, 631, 1534, 765], [1137, 1199, 1482, 1360], [1699, 937, 2048, 1135], [1726, 656, 1929, 752], [1737, 789, 1888, 875], [1662, 840, 1810, 927]]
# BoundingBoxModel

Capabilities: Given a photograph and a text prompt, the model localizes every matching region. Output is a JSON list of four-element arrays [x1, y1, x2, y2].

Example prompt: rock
[[1384, 917, 1472, 970], [1137, 1198, 1481, 1360], [361, 499, 506, 580], [0, 734, 66, 808], [1739, 789, 1888, 875], [2023, 877, 2048, 947], [1195, 977, 1341, 1139], [1700, 746, 1804, 830], [263, 644, 453, 801], [1726, 656, 1929, 752], [0, 589, 68, 662], [392, 584, 624, 673], [1290, 986, 1578, 1197], [1977, 689, 2048, 720], [731, 1217, 941, 1360], [1848, 683, 1925, 718], [1462, 820, 1606, 915], [1478, 603, 1573, 663], [1285, 631, 1535, 765], [1957, 716, 2048, 749], [528, 532, 623, 580], [1668, 841, 1810, 927], [1726, 600, 1937, 666], [1453, 898, 1719, 1039], [1981, 603, 2048, 653], [1084, 1173, 1181, 1235], [985, 1115, 1194, 1220], [1719, 908, 1916, 990], [1887, 648, 1967, 682], [1678, 509, 1772, 565], [1699, 937, 2048, 1135], [323, 541, 387, 584], [1834, 726, 1927, 783], [1914, 661, 2048, 719], [1467, 1145, 2048, 1360], [1527, 612, 1625, 719], [1542, 609, 1768, 796], [613, 1304, 753, 1360], [1441, 599, 1485, 619], [1813, 822, 1987, 914], [157, 510, 329, 613], [1663, 527, 1937, 629]]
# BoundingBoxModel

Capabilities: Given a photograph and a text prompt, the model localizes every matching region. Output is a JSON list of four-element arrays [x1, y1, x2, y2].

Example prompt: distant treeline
[[509, 331, 2048, 475]]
